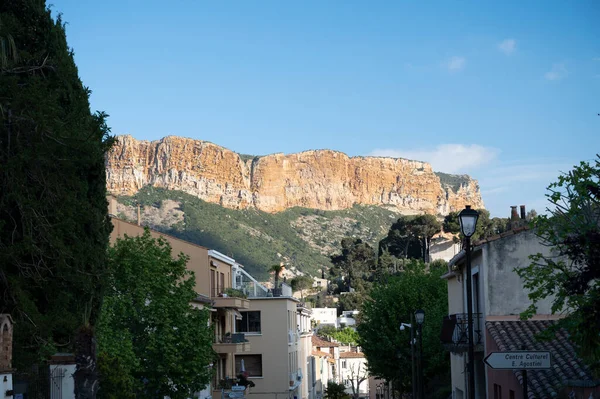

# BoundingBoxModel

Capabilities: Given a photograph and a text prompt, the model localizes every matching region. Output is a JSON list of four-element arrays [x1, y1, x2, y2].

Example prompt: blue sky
[[52, 1, 599, 217]]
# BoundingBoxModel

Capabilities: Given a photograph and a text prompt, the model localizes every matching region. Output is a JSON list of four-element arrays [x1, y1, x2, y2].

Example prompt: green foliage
[[97, 352, 136, 399], [325, 381, 351, 399], [118, 186, 398, 279], [224, 287, 247, 298], [516, 156, 600, 372], [269, 264, 284, 291], [290, 275, 314, 298], [0, 1, 113, 394], [443, 209, 509, 242], [357, 260, 450, 394], [338, 292, 366, 313], [317, 325, 338, 338], [332, 327, 360, 345], [97, 230, 214, 399], [379, 215, 441, 262], [330, 238, 377, 292], [435, 172, 471, 193]]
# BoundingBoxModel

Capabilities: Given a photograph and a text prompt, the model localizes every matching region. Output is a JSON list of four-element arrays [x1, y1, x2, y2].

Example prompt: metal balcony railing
[[440, 313, 483, 352], [214, 333, 248, 344]]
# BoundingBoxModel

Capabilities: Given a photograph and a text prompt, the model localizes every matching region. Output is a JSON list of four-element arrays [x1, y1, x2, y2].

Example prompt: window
[[235, 355, 262, 377], [509, 390, 515, 399], [493, 384, 502, 399], [342, 360, 347, 369], [210, 269, 216, 296], [236, 311, 261, 333]]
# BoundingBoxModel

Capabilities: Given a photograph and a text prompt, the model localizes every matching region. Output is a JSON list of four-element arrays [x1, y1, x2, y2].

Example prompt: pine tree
[[0, 1, 113, 397]]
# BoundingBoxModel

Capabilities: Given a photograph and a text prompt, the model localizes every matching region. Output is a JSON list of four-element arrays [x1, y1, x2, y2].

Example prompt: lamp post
[[458, 205, 479, 399], [400, 320, 416, 399], [414, 309, 425, 399]]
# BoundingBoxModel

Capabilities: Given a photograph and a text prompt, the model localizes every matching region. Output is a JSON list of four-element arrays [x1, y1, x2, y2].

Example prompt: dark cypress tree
[[0, 1, 113, 397]]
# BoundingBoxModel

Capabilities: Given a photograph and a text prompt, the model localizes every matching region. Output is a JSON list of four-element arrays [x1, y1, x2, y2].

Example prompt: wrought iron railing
[[440, 313, 483, 351], [214, 332, 248, 344]]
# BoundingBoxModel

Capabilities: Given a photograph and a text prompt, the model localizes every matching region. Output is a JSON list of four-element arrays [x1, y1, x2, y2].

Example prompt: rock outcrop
[[106, 135, 484, 214]]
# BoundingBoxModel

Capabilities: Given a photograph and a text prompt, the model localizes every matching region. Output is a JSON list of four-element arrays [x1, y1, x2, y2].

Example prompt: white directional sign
[[484, 351, 552, 370]]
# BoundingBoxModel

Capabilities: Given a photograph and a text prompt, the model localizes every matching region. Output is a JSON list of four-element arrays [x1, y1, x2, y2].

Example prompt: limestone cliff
[[106, 135, 484, 214]]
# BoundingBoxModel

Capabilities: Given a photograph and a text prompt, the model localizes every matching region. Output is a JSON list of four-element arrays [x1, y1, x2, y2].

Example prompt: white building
[[339, 350, 369, 399], [311, 308, 338, 329], [337, 310, 359, 329]]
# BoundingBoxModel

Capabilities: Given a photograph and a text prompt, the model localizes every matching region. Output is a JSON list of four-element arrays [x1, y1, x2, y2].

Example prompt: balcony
[[288, 329, 299, 345], [440, 313, 483, 353], [289, 368, 302, 391], [212, 289, 250, 309], [213, 333, 251, 354]]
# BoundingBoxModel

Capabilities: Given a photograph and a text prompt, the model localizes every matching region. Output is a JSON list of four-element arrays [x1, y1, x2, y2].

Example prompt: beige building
[[110, 199, 318, 399], [224, 264, 314, 399], [110, 216, 251, 399]]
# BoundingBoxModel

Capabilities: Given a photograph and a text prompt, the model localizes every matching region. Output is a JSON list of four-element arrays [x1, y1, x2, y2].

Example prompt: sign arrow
[[484, 351, 551, 370]]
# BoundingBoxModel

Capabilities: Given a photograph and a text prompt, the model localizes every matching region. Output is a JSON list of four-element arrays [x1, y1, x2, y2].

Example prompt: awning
[[229, 309, 243, 320]]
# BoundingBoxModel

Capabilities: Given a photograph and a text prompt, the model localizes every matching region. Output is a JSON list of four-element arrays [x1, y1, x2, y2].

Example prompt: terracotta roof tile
[[312, 350, 331, 358], [312, 335, 339, 347], [486, 320, 598, 399]]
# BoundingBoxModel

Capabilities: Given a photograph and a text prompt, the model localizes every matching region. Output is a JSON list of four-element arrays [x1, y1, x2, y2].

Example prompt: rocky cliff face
[[106, 135, 484, 214]]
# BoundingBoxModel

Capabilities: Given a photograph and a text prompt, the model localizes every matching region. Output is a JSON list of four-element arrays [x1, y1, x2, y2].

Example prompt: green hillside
[[115, 186, 400, 280]]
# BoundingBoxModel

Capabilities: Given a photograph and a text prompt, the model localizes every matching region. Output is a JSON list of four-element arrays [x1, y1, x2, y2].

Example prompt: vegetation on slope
[[116, 186, 400, 279], [435, 171, 471, 192]]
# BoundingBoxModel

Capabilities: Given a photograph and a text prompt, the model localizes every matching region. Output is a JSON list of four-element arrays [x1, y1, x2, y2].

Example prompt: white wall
[[430, 238, 460, 262], [311, 308, 338, 328], [339, 357, 369, 397], [1, 373, 12, 399]]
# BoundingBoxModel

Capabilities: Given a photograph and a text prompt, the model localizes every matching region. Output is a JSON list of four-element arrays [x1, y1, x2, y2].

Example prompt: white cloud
[[445, 56, 466, 72], [498, 39, 516, 55], [544, 63, 568, 81], [369, 144, 499, 173]]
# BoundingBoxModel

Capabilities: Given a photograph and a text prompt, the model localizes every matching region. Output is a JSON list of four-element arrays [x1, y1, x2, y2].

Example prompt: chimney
[[510, 206, 519, 221], [137, 205, 141, 226], [520, 205, 526, 220]]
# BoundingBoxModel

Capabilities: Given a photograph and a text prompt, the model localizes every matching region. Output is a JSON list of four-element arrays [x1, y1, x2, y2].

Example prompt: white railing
[[234, 267, 269, 298]]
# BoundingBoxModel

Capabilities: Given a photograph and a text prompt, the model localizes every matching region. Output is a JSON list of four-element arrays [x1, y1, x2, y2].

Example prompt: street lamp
[[458, 205, 479, 399], [414, 310, 425, 399], [400, 320, 416, 399]]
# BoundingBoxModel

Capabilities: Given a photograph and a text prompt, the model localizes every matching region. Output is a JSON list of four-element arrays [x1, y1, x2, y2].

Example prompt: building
[[0, 314, 13, 399], [110, 216, 250, 399], [442, 209, 599, 399], [298, 303, 314, 399], [337, 310, 359, 329], [339, 349, 369, 398], [311, 335, 340, 398], [311, 308, 339, 329], [229, 264, 313, 399], [110, 200, 318, 399]]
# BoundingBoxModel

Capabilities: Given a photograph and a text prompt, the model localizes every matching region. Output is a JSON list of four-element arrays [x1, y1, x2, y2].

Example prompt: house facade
[[311, 308, 338, 329], [109, 201, 322, 399], [443, 217, 599, 398], [311, 335, 340, 398], [339, 349, 369, 398], [110, 217, 250, 399]]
